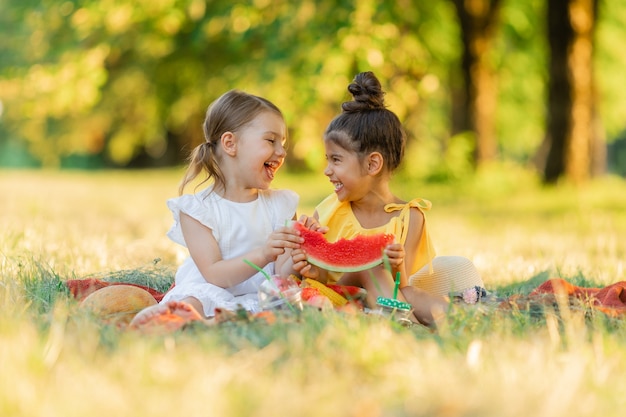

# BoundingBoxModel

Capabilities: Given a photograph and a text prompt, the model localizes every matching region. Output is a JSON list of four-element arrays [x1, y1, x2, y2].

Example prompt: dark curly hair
[[324, 71, 405, 172]]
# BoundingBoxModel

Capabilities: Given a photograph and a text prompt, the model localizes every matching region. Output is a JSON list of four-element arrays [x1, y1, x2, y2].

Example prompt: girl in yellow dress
[[291, 71, 448, 326]]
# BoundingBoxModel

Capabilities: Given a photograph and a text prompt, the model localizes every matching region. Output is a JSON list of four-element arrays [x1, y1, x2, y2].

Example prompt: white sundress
[[161, 186, 299, 317]]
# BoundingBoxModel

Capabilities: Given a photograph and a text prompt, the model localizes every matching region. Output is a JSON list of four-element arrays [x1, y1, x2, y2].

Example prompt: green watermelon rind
[[307, 256, 385, 273], [294, 222, 394, 273]]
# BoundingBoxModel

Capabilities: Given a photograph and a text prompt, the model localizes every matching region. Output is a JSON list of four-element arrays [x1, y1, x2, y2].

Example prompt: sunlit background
[[1, 0, 625, 182], [2, 4, 626, 416]]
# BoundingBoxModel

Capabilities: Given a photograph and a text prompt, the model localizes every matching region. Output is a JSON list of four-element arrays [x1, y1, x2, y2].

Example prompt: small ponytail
[[179, 141, 223, 195]]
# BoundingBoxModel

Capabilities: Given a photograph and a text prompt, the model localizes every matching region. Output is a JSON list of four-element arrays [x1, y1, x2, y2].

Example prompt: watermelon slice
[[293, 222, 394, 272]]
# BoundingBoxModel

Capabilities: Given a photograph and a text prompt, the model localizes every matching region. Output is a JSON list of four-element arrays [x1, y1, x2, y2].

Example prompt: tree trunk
[[451, 0, 502, 167], [544, 0, 600, 184]]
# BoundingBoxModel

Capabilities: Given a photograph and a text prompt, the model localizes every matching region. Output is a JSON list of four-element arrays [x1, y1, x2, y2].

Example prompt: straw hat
[[409, 256, 485, 297]]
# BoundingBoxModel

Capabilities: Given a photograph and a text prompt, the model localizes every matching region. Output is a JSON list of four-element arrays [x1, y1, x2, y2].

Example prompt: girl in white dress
[[130, 90, 306, 329]]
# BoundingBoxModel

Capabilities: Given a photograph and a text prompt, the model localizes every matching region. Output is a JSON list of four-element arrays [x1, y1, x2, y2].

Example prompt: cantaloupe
[[80, 284, 158, 326]]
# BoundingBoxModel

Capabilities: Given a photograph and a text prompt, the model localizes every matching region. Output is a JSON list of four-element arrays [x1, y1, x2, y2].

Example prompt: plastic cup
[[374, 296, 414, 326], [258, 276, 303, 312]]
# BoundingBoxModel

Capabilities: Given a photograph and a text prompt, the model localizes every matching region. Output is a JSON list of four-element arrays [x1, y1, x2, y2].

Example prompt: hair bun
[[342, 71, 385, 112]]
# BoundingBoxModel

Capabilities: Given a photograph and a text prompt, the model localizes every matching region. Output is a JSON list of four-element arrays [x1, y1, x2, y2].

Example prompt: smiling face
[[232, 110, 287, 191], [323, 138, 370, 202]]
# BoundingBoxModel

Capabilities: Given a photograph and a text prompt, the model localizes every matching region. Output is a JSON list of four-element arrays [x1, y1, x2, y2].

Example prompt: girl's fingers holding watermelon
[[291, 248, 306, 261], [292, 260, 307, 274], [385, 244, 404, 256], [271, 229, 304, 246], [299, 263, 320, 280], [263, 234, 301, 262], [311, 224, 329, 233], [385, 243, 403, 252], [276, 225, 304, 239], [297, 214, 311, 224], [297, 215, 328, 233], [384, 244, 405, 266], [289, 249, 319, 279], [291, 259, 311, 275]]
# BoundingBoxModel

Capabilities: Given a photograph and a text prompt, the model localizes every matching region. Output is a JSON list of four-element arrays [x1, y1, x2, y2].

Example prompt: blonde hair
[[179, 90, 284, 195]]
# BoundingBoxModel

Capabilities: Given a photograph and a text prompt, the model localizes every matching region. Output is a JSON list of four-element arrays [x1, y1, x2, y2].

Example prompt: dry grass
[[1, 167, 626, 417]]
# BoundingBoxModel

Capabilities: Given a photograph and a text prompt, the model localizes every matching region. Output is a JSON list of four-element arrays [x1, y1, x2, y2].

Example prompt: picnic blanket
[[63, 277, 362, 307], [65, 278, 171, 302], [65, 277, 626, 318], [504, 278, 626, 317], [64, 277, 361, 331]]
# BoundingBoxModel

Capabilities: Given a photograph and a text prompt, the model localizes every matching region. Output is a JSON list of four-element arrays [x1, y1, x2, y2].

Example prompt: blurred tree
[[263, 0, 461, 175], [594, 0, 626, 143], [543, 0, 603, 184], [450, 0, 502, 167], [0, 0, 624, 178], [0, 0, 263, 167], [0, 0, 461, 172]]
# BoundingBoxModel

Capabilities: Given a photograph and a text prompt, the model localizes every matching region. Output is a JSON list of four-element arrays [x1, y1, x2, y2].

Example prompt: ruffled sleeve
[[166, 190, 218, 247], [166, 188, 299, 248]]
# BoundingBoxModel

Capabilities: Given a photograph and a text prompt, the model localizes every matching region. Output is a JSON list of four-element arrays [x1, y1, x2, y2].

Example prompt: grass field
[[1, 167, 626, 417]]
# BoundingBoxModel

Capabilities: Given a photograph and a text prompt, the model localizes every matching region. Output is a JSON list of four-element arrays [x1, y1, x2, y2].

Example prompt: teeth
[[333, 182, 343, 191]]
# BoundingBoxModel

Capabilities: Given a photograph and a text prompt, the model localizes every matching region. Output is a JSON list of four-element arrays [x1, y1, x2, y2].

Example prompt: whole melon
[[80, 284, 157, 326]]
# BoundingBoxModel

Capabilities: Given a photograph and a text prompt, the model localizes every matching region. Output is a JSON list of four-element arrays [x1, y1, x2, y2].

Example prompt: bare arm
[[180, 212, 303, 288], [275, 215, 299, 278], [389, 207, 425, 287]]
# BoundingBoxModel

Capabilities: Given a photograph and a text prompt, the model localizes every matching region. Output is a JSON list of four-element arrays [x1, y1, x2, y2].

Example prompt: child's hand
[[263, 226, 303, 262], [291, 248, 322, 280], [297, 214, 329, 234], [384, 243, 405, 269]]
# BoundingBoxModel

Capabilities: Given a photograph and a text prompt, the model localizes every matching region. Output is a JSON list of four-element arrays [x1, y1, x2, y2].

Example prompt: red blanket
[[64, 278, 365, 305], [65, 278, 172, 302], [527, 278, 626, 317]]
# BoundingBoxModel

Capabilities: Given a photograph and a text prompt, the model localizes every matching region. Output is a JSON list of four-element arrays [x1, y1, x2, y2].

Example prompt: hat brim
[[409, 256, 484, 297]]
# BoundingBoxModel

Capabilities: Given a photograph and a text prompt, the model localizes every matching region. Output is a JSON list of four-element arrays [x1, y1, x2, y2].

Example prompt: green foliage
[[494, 0, 547, 162], [5, 0, 624, 171], [596, 0, 626, 138]]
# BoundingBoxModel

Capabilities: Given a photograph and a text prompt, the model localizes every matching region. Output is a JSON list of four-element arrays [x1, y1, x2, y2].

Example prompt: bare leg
[[338, 268, 399, 308], [401, 286, 448, 327], [337, 268, 449, 327], [129, 298, 207, 333]]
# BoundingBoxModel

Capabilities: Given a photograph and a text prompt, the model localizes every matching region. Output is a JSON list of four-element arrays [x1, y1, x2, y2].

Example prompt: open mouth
[[331, 181, 343, 192], [264, 161, 279, 180]]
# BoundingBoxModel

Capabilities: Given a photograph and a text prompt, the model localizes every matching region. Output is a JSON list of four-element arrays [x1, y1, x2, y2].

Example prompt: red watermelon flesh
[[293, 222, 395, 272]]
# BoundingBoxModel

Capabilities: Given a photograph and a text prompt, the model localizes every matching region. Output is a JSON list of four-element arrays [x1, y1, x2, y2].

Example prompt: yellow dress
[[315, 193, 436, 284]]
